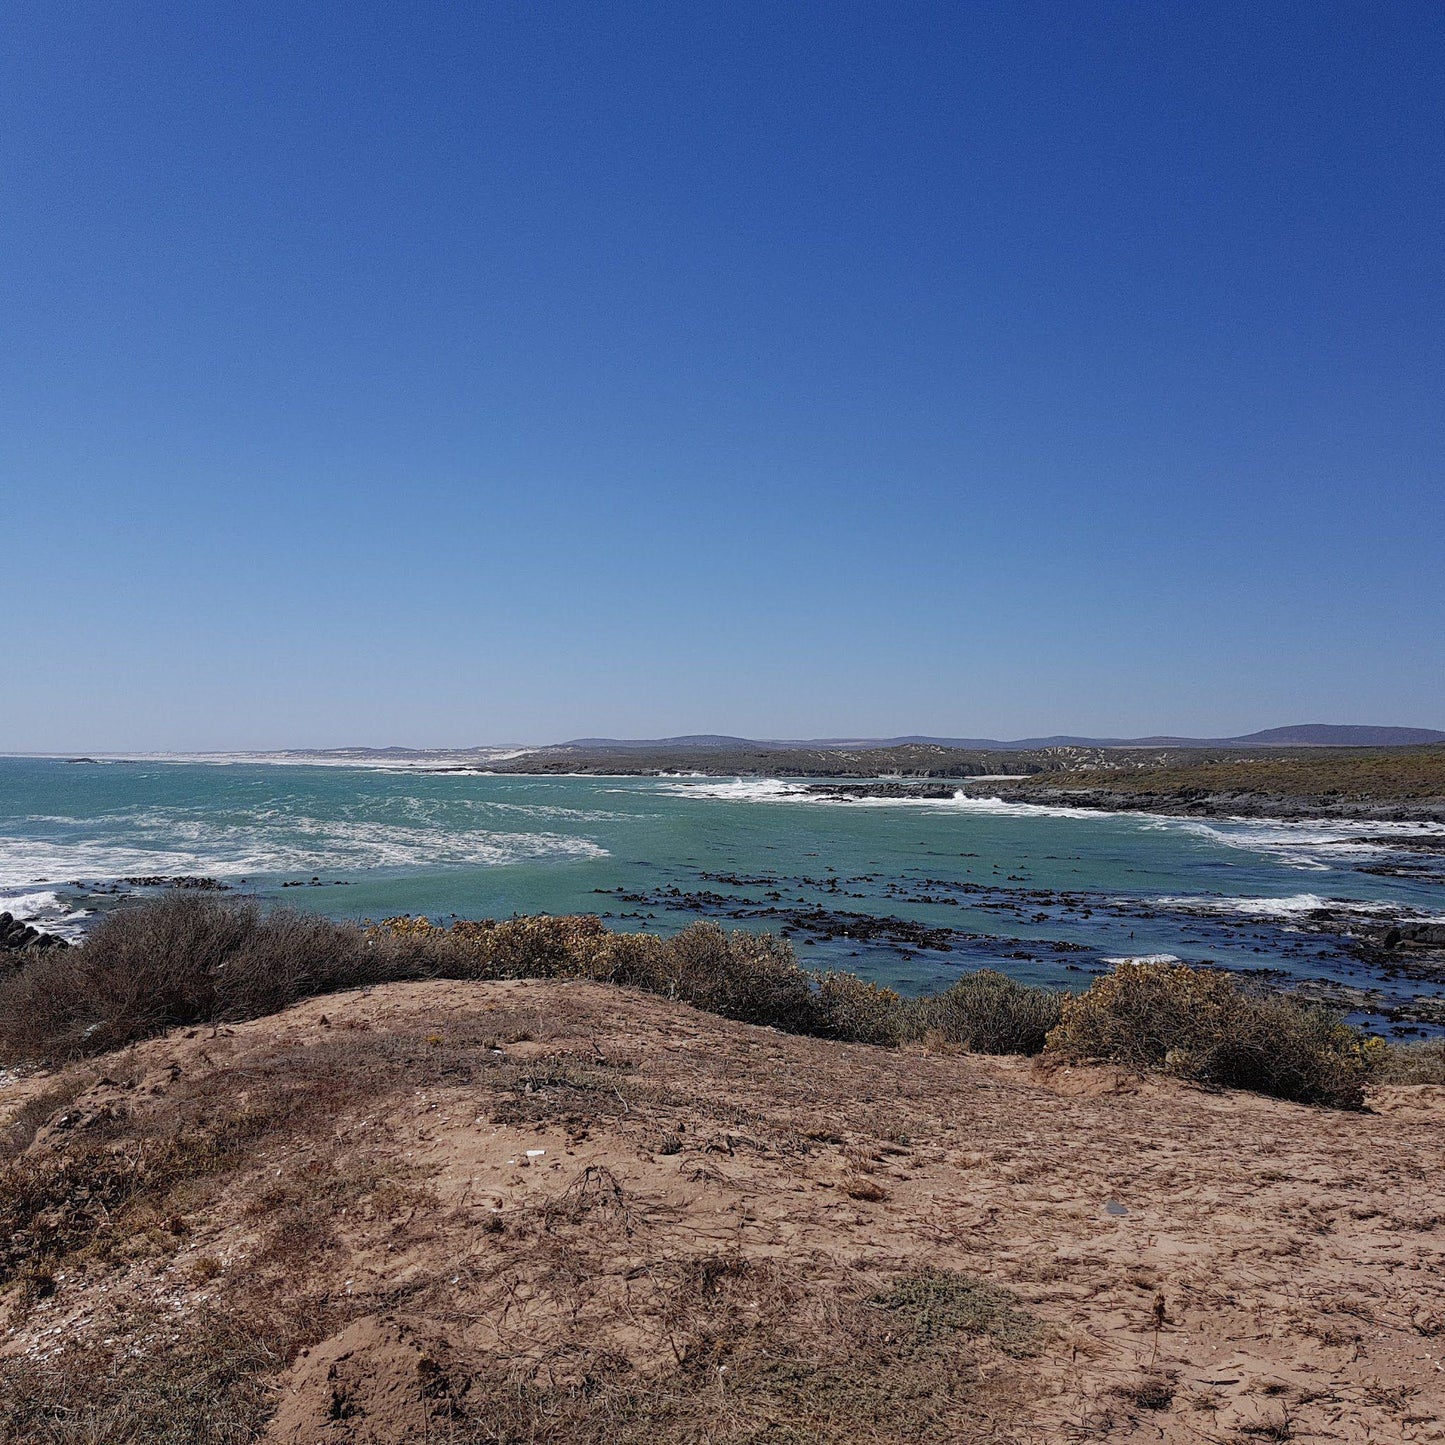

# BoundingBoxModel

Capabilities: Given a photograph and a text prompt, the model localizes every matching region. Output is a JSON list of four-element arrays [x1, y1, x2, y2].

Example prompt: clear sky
[[3, 1, 1442, 750]]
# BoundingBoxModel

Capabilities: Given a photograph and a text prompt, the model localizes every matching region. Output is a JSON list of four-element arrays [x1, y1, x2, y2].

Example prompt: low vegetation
[[1043, 959, 1376, 1108], [0, 897, 424, 1060], [0, 1303, 299, 1445], [1373, 1036, 1445, 1085], [495, 740, 1445, 798], [1016, 743, 1445, 801], [0, 896, 1433, 1110], [494, 740, 1049, 778], [0, 973, 1045, 1443], [902, 968, 1063, 1055], [872, 1267, 1043, 1358]]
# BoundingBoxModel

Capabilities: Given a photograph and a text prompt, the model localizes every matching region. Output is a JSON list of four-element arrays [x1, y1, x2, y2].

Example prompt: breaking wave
[[0, 810, 606, 890], [1154, 817, 1445, 873], [651, 778, 811, 803], [0, 889, 92, 941], [652, 778, 1114, 818], [1154, 892, 1445, 923]]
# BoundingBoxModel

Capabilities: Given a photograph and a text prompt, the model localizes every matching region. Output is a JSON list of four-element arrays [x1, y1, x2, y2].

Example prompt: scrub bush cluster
[[0, 895, 1416, 1108]]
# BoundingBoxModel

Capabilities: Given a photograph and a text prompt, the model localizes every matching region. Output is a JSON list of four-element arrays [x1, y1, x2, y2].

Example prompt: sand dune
[[3, 978, 1443, 1442]]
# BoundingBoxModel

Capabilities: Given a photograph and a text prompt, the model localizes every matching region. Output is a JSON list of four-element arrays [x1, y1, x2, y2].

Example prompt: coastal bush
[[0, 902, 874, 1062], [377, 912, 674, 989], [1043, 960, 1369, 1108], [0, 896, 431, 1061], [659, 921, 820, 1030], [0, 899, 1411, 1112], [379, 915, 834, 1032], [813, 971, 904, 1045], [901, 970, 1063, 1055], [442, 913, 624, 981], [1374, 1037, 1445, 1085]]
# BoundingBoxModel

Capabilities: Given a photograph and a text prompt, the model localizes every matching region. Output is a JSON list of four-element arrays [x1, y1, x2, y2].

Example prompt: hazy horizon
[[7, 721, 1444, 758]]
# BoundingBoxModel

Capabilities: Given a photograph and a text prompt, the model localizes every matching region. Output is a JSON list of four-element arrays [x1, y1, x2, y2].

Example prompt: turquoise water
[[2, 757, 1442, 1030]]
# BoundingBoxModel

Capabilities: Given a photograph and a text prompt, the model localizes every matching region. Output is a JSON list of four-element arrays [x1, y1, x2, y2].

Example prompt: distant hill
[[1212, 725, 1445, 748], [559, 735, 758, 750], [861, 726, 1445, 750], [542, 725, 1445, 753]]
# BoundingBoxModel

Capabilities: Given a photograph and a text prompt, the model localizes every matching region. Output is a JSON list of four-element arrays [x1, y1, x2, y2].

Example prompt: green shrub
[[1044, 960, 1368, 1108], [901, 970, 1063, 1055], [814, 971, 903, 1045], [660, 922, 820, 1030]]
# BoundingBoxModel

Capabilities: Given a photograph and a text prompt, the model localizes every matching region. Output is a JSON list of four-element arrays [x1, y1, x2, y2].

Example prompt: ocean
[[2, 755, 1442, 1033]]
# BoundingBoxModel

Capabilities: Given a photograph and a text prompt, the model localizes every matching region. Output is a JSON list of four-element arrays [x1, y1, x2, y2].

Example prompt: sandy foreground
[[3, 978, 1443, 1443]]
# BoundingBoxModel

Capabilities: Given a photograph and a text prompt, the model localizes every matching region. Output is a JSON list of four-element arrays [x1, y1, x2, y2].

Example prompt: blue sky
[[3, 1, 1442, 749]]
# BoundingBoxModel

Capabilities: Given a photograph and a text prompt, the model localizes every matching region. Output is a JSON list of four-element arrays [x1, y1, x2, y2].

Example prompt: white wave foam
[[0, 815, 607, 889], [1154, 892, 1445, 923], [638, 782, 1445, 852], [1159, 817, 1445, 872], [939, 794, 1117, 820], [0, 890, 92, 941], [797, 790, 1118, 819], [653, 779, 1117, 818], [457, 800, 629, 823], [653, 778, 811, 803], [0, 890, 64, 920], [1100, 953, 1182, 966]]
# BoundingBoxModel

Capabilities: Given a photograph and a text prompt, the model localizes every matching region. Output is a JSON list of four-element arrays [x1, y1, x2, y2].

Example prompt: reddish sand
[[3, 978, 1443, 1442]]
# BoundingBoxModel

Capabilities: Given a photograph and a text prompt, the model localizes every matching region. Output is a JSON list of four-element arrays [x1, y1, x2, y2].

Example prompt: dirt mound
[[267, 1315, 460, 1444], [2, 977, 1444, 1443]]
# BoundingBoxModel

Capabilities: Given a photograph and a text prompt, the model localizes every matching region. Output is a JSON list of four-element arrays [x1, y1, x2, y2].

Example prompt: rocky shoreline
[[589, 853, 1445, 1033], [807, 779, 1445, 823], [0, 912, 69, 954], [989, 784, 1445, 824]]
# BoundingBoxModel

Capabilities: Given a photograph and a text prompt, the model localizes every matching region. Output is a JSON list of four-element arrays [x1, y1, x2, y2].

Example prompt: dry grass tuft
[[0, 1035, 408, 1285], [1375, 1037, 1445, 1085], [0, 1302, 313, 1445], [872, 1267, 1044, 1358], [1121, 1372, 1177, 1410]]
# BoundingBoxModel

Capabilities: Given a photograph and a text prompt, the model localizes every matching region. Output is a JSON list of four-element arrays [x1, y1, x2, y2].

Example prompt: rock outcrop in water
[[0, 912, 68, 953], [980, 784, 1445, 823], [119, 875, 229, 890], [804, 779, 1445, 823]]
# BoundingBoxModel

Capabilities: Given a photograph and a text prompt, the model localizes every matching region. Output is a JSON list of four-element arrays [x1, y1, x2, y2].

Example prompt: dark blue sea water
[[2, 756, 1442, 1033]]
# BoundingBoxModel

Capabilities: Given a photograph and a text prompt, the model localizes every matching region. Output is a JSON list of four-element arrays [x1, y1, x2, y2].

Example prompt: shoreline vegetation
[[3, 897, 1445, 1441], [4, 895, 1442, 1108], [487, 742, 1445, 822]]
